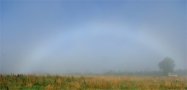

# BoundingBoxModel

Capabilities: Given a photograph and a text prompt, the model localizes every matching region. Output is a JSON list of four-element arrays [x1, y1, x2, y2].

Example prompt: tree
[[158, 57, 175, 75]]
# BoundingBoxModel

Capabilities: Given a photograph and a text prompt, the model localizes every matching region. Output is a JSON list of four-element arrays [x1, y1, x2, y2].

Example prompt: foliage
[[159, 57, 175, 75], [0, 74, 187, 90]]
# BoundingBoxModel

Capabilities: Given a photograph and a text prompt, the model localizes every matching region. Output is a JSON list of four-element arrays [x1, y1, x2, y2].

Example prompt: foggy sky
[[0, 0, 186, 74]]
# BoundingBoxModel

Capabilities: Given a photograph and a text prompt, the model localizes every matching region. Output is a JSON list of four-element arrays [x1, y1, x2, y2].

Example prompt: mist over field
[[0, 0, 186, 74]]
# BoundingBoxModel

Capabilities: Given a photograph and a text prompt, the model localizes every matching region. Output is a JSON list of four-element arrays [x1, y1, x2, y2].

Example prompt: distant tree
[[158, 57, 175, 75]]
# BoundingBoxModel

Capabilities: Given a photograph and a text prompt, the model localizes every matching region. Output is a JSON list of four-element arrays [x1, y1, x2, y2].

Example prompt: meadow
[[0, 74, 187, 90]]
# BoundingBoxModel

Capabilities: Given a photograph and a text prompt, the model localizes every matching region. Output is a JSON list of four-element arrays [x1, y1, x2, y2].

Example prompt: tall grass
[[0, 74, 187, 90]]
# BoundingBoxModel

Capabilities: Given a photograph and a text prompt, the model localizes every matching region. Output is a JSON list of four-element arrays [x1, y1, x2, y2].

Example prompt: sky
[[0, 0, 186, 74]]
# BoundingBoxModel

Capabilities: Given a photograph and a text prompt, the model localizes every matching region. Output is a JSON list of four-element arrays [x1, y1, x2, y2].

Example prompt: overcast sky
[[0, 0, 186, 74]]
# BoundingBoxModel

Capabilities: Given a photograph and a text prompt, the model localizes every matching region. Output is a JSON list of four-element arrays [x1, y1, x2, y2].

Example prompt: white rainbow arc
[[18, 21, 177, 74]]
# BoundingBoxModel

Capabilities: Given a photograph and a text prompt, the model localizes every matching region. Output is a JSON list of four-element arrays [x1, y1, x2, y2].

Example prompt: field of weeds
[[0, 75, 187, 90]]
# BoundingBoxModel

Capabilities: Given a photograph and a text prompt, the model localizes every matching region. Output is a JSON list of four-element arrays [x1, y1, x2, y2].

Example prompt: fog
[[0, 0, 186, 74]]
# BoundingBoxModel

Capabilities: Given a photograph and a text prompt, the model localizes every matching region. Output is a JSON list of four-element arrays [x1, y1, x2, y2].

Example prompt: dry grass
[[0, 75, 187, 90]]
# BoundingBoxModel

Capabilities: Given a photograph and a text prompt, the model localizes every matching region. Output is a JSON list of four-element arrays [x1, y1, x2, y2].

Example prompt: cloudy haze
[[0, 0, 186, 74]]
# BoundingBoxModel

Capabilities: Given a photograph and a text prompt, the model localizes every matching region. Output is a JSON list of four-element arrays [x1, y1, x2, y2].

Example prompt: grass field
[[0, 75, 187, 90]]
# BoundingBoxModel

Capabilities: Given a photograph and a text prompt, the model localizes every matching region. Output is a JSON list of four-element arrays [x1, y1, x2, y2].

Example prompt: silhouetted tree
[[158, 57, 175, 75]]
